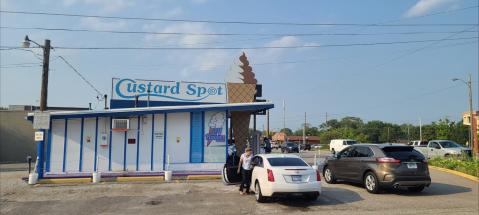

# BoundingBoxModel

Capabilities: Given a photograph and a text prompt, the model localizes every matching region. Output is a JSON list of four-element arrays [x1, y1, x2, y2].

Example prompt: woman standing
[[237, 146, 253, 195]]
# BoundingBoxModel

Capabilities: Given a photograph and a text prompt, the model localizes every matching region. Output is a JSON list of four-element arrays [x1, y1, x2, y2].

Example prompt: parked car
[[281, 142, 299, 153], [271, 142, 280, 149], [323, 144, 431, 194], [329, 139, 358, 154], [301, 143, 311, 151], [311, 144, 320, 149], [413, 140, 472, 158], [252, 154, 321, 202]]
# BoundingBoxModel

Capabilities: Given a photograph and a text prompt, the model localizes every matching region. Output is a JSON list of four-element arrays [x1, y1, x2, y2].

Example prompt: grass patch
[[428, 155, 479, 178], [319, 144, 330, 151]]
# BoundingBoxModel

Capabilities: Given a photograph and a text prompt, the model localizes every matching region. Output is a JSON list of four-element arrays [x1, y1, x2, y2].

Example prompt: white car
[[222, 154, 321, 202]]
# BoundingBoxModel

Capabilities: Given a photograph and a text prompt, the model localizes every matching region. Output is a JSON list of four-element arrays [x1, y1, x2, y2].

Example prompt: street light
[[452, 75, 474, 154], [22, 35, 51, 180]]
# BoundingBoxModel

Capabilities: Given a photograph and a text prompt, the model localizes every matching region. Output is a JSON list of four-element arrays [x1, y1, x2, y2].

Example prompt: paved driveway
[[1, 152, 478, 215]]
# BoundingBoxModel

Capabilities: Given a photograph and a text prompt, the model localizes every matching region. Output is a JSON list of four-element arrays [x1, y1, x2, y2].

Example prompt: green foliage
[[428, 156, 479, 177], [318, 129, 342, 144], [355, 133, 370, 143], [0, 107, 8, 110], [280, 128, 293, 136], [436, 119, 454, 140], [379, 127, 397, 143], [320, 144, 330, 150], [339, 117, 364, 130]]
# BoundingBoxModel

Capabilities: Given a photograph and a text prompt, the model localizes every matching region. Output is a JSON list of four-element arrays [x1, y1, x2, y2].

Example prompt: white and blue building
[[27, 78, 273, 176]]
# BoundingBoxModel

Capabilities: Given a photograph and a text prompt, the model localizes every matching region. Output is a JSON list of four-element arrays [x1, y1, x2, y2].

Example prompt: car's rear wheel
[[255, 182, 267, 203], [364, 172, 381, 194], [305, 195, 318, 201], [323, 166, 336, 184], [407, 186, 425, 192]]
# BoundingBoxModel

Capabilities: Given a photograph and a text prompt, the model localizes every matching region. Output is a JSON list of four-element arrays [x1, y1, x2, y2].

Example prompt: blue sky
[[1, 0, 478, 131]]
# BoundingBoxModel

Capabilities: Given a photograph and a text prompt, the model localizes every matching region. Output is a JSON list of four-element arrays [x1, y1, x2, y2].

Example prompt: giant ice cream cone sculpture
[[224, 52, 257, 155], [225, 52, 257, 103]]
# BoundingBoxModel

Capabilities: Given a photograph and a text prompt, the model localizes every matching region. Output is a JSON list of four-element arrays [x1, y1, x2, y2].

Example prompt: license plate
[[292, 175, 302, 182], [407, 163, 417, 169]]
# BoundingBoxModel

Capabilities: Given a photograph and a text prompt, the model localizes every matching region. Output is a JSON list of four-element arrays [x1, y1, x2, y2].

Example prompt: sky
[[1, 0, 478, 131]]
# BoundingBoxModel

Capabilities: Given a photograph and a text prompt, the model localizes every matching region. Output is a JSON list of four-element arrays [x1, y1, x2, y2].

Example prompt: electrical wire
[[272, 25, 479, 101], [2, 27, 478, 37], [52, 48, 104, 97], [2, 36, 476, 50], [1, 10, 477, 26]]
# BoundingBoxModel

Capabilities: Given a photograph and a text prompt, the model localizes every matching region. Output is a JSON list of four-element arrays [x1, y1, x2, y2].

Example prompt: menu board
[[191, 112, 203, 163]]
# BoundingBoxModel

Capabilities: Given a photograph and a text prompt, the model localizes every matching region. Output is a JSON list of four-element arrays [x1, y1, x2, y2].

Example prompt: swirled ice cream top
[[224, 52, 258, 84]]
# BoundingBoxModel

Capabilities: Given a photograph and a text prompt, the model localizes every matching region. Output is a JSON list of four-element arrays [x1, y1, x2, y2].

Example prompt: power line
[[272, 25, 479, 101], [52, 48, 103, 97], [2, 36, 476, 50], [2, 27, 478, 37], [1, 10, 477, 26]]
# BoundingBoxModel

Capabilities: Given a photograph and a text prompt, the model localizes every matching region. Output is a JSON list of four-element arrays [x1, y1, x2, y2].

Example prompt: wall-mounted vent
[[112, 119, 130, 130]]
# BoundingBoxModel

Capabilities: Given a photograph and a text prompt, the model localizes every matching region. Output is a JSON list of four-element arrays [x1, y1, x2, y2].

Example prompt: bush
[[428, 155, 479, 177], [320, 144, 330, 151]]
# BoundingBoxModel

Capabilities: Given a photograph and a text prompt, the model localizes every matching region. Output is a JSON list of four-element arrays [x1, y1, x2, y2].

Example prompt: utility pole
[[283, 100, 285, 134], [325, 112, 328, 129], [40, 39, 51, 111], [388, 127, 390, 143], [419, 117, 423, 142], [303, 112, 306, 149], [267, 102, 270, 138], [467, 74, 474, 154], [407, 122, 410, 143]]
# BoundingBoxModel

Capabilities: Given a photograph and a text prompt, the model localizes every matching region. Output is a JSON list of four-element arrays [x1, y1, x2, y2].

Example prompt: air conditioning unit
[[112, 119, 130, 130]]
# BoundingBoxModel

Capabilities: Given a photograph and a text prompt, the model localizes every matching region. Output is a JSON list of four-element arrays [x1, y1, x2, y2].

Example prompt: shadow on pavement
[[264, 186, 364, 208], [332, 181, 472, 196]]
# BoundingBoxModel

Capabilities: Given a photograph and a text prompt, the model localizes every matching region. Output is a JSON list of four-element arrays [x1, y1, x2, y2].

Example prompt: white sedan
[[250, 154, 321, 202]]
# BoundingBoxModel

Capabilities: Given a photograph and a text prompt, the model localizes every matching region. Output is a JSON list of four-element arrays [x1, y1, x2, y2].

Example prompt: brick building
[[272, 132, 320, 145]]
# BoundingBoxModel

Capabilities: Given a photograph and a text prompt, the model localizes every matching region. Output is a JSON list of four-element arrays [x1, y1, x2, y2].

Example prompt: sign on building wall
[[204, 111, 226, 163], [154, 131, 164, 139], [112, 78, 227, 104], [34, 131, 44, 141]]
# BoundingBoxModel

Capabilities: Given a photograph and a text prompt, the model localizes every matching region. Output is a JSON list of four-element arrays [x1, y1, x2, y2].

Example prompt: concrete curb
[[38, 178, 91, 184], [117, 176, 164, 182], [429, 166, 479, 183], [187, 175, 222, 180]]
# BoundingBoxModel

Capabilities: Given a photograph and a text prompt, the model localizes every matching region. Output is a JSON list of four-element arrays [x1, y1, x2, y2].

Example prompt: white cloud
[[143, 23, 219, 46], [403, 0, 454, 18], [192, 0, 209, 4], [85, 0, 134, 13], [165, 7, 182, 17], [63, 0, 77, 7], [80, 17, 127, 31]]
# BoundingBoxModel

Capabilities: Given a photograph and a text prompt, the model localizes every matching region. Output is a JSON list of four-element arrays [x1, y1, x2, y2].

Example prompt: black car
[[281, 142, 299, 153], [323, 144, 431, 194], [301, 144, 311, 151]]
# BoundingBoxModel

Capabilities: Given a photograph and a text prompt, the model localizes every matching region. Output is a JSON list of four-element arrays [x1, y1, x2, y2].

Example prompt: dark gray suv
[[323, 144, 431, 194]]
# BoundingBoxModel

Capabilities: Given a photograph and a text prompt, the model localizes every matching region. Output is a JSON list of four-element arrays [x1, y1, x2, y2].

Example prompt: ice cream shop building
[[28, 53, 273, 175]]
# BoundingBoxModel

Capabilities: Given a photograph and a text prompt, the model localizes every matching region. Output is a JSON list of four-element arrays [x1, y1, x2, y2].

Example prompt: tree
[[436, 119, 454, 140], [279, 128, 293, 136], [339, 116, 364, 130], [319, 119, 340, 130], [362, 120, 385, 143], [318, 129, 342, 144], [451, 120, 469, 144], [422, 121, 437, 141], [355, 133, 370, 143], [0, 107, 7, 110], [379, 127, 397, 143]]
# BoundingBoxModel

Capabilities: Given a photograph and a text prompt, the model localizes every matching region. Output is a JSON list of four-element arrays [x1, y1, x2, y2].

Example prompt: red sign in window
[[128, 139, 136, 144]]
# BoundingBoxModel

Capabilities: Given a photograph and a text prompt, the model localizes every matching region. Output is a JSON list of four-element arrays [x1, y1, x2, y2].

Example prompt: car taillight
[[423, 159, 428, 163], [377, 158, 400, 163], [267, 169, 275, 182], [316, 170, 321, 181]]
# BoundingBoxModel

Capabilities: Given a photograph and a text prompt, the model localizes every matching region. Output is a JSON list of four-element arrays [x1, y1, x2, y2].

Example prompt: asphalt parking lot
[[1, 151, 478, 215]]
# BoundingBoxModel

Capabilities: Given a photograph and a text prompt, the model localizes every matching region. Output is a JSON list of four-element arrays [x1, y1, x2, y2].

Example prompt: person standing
[[264, 137, 272, 153], [237, 146, 253, 195]]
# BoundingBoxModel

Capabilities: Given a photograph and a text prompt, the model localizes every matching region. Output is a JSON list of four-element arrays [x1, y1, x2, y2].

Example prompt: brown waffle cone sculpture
[[231, 111, 251, 156], [227, 83, 256, 103]]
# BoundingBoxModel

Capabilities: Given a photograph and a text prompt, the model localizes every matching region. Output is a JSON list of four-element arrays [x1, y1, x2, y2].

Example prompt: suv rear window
[[267, 158, 308, 166], [381, 147, 425, 159], [286, 143, 296, 147]]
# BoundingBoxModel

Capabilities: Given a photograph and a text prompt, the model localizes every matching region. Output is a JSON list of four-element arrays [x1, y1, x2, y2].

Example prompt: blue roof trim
[[27, 104, 274, 120]]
